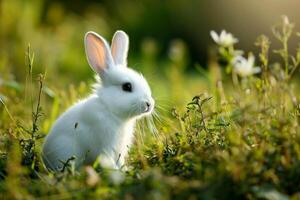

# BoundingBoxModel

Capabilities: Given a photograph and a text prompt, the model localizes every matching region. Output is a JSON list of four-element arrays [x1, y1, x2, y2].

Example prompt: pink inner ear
[[86, 34, 107, 73]]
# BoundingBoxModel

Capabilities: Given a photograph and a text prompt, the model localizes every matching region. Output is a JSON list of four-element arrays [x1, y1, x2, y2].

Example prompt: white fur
[[42, 31, 154, 171], [111, 31, 129, 66]]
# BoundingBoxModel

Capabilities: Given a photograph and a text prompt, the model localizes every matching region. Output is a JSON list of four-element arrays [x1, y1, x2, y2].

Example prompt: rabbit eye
[[122, 82, 132, 92]]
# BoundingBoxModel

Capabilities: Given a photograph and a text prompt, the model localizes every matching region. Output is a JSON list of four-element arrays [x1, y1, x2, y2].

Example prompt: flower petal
[[210, 30, 219, 43]]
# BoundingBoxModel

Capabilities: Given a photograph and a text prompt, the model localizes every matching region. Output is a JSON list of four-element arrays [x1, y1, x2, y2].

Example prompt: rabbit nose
[[144, 101, 151, 112], [146, 101, 150, 108]]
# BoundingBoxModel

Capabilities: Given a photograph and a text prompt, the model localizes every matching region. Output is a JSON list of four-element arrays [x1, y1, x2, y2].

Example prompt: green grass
[[1, 11, 300, 200]]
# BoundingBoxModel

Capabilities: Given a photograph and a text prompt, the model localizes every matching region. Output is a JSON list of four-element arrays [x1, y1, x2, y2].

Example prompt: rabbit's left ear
[[111, 30, 129, 66]]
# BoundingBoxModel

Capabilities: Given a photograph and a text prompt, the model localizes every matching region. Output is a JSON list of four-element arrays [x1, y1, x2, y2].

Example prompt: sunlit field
[[1, 1, 300, 199]]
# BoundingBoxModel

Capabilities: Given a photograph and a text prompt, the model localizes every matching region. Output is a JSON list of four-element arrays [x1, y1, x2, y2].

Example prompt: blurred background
[[1, 0, 300, 110], [1, 2, 300, 198]]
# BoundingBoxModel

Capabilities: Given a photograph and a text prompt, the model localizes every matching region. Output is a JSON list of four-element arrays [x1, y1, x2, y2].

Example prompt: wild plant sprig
[[255, 35, 270, 76], [32, 74, 44, 136], [289, 34, 300, 78], [24, 45, 44, 138], [272, 16, 294, 78], [18, 45, 45, 171], [187, 94, 212, 134]]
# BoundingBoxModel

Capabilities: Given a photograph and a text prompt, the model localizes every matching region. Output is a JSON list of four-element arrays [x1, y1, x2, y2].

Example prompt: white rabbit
[[42, 30, 154, 171]]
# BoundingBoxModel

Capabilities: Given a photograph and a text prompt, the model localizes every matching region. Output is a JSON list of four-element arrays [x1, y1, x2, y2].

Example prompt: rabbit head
[[84, 31, 154, 120]]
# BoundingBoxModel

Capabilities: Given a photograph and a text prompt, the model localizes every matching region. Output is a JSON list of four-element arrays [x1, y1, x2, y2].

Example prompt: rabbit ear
[[85, 31, 114, 73], [111, 30, 129, 66]]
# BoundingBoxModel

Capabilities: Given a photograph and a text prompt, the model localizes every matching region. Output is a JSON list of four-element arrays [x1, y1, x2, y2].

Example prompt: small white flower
[[245, 89, 251, 95], [210, 30, 238, 47], [282, 15, 289, 25], [233, 54, 261, 77], [85, 166, 100, 187], [109, 170, 125, 185]]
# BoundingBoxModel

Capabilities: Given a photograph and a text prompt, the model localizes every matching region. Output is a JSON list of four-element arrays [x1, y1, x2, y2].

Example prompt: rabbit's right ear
[[111, 31, 129, 66], [85, 31, 114, 73]]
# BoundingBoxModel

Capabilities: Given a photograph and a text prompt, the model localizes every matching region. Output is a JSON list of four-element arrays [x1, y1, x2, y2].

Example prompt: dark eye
[[122, 82, 132, 92]]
